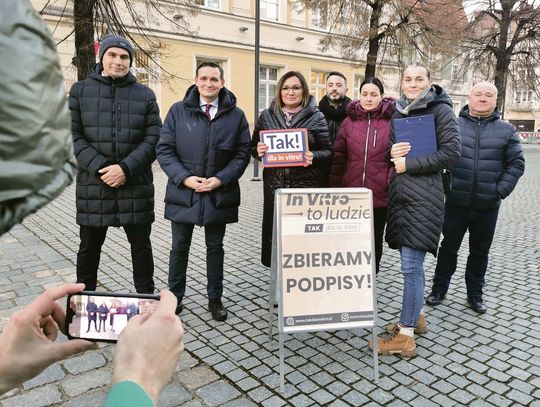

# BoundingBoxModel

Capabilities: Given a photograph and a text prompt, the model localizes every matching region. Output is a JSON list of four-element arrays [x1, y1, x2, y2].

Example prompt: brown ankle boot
[[369, 325, 417, 357], [386, 313, 427, 335]]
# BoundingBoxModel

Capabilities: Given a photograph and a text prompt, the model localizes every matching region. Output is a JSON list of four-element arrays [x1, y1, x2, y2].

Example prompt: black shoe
[[208, 299, 228, 322], [426, 291, 446, 306], [467, 297, 487, 314], [175, 303, 184, 315]]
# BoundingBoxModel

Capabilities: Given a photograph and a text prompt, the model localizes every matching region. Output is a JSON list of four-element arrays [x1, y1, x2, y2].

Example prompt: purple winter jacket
[[329, 97, 395, 208]]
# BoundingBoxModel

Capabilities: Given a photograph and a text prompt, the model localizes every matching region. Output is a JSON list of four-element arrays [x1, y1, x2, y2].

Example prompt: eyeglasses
[[281, 86, 303, 93]]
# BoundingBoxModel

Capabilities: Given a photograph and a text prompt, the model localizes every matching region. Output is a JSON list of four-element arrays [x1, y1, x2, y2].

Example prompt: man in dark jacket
[[69, 34, 162, 294], [156, 62, 251, 321], [318, 71, 351, 144], [426, 82, 525, 313]]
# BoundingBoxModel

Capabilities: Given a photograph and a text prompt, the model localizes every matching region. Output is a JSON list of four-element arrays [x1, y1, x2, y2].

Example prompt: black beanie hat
[[98, 34, 134, 67]]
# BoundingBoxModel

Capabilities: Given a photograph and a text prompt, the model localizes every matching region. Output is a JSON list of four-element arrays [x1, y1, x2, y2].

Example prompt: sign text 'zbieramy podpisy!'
[[260, 128, 309, 167], [278, 190, 374, 331]]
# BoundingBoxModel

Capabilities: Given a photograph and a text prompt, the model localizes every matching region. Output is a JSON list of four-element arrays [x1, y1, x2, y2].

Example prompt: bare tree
[[461, 0, 540, 114], [295, 0, 466, 79], [41, 0, 198, 81]]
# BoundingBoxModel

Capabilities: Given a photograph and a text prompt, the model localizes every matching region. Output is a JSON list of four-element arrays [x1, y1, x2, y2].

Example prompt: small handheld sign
[[260, 128, 309, 167]]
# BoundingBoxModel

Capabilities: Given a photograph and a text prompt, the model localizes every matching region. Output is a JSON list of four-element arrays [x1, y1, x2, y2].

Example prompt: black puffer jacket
[[385, 85, 461, 256], [69, 64, 161, 227], [446, 106, 524, 210], [251, 96, 332, 266], [156, 85, 251, 225]]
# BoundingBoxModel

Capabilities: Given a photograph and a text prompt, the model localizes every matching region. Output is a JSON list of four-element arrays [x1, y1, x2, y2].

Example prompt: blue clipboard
[[394, 114, 437, 158]]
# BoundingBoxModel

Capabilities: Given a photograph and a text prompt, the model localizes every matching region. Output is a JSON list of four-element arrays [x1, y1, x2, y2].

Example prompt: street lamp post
[[251, 0, 261, 181]]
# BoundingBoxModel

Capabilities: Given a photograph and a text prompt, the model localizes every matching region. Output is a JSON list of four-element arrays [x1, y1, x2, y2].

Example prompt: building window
[[515, 90, 533, 103], [259, 66, 278, 112], [353, 74, 364, 100], [261, 0, 279, 21], [451, 60, 462, 82], [311, 70, 326, 102], [196, 0, 220, 10], [134, 49, 150, 86]]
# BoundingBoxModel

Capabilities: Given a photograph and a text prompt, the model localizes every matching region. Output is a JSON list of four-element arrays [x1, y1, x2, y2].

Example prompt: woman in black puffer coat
[[369, 64, 461, 357], [251, 71, 332, 267]]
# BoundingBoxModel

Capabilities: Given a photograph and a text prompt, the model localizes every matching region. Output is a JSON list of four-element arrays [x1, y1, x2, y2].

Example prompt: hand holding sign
[[257, 142, 268, 157], [260, 128, 309, 168], [303, 151, 313, 167]]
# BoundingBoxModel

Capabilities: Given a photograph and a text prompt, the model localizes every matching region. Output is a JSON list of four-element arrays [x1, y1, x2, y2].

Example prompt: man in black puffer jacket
[[69, 35, 162, 294], [426, 82, 525, 313], [157, 62, 251, 322]]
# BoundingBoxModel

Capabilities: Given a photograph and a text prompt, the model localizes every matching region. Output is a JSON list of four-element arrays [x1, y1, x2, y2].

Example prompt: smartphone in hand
[[66, 291, 160, 343]]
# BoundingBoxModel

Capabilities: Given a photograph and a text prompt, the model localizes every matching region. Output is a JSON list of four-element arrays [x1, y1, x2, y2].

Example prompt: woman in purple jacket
[[329, 77, 395, 274]]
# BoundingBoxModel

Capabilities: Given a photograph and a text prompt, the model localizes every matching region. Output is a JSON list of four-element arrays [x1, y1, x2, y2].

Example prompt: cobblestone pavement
[[1, 146, 539, 407]]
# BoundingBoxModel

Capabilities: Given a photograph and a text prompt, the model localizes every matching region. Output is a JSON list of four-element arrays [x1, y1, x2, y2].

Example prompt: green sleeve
[[104, 381, 154, 407]]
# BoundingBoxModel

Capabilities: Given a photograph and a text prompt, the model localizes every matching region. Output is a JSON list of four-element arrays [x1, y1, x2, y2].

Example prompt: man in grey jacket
[[426, 82, 525, 313]]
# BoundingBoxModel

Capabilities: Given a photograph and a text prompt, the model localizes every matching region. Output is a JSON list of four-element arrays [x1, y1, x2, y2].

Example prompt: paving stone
[[222, 398, 259, 407], [59, 389, 108, 407], [505, 389, 534, 405], [196, 381, 241, 406], [61, 369, 111, 397], [289, 394, 315, 407], [23, 363, 65, 390], [177, 364, 219, 390], [2, 384, 62, 407], [449, 389, 476, 404], [62, 352, 106, 375], [157, 382, 192, 406]]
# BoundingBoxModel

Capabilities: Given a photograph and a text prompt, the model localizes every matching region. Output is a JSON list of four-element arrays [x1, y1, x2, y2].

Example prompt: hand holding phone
[[112, 290, 184, 405], [0, 283, 97, 394], [66, 291, 160, 343]]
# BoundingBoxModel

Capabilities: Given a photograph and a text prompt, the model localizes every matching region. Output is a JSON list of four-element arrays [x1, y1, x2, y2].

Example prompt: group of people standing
[[69, 34, 524, 357], [0, 7, 528, 404]]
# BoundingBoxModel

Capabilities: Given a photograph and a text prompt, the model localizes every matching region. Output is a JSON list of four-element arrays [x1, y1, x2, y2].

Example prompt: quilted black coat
[[385, 86, 461, 256], [156, 85, 251, 225], [251, 96, 333, 267], [445, 106, 524, 210], [69, 64, 161, 227]]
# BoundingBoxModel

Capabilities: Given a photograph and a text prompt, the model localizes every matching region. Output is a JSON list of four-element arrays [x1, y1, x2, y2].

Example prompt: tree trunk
[[74, 0, 97, 80], [494, 57, 509, 118], [493, 3, 513, 118], [364, 1, 383, 79]]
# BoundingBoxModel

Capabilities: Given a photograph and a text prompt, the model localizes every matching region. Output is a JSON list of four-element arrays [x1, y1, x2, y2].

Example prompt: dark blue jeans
[[77, 224, 155, 293], [169, 222, 226, 302], [431, 204, 500, 300]]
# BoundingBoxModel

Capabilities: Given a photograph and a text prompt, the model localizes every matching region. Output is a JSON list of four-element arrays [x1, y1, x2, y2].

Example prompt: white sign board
[[275, 188, 376, 333]]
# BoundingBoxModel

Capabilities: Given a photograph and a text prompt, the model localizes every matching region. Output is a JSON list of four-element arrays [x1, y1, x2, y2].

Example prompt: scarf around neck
[[395, 86, 432, 115], [318, 95, 351, 122], [281, 105, 302, 127]]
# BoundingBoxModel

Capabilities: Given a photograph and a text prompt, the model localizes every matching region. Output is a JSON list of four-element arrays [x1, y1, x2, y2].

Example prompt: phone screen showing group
[[66, 291, 160, 343]]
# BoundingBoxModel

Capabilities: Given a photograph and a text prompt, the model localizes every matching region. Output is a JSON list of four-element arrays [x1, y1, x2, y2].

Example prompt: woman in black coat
[[251, 71, 332, 267], [369, 64, 461, 357]]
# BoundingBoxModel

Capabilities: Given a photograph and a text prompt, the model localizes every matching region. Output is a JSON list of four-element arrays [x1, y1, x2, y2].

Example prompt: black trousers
[[169, 222, 226, 303], [373, 207, 387, 275], [431, 204, 500, 300], [76, 224, 155, 293]]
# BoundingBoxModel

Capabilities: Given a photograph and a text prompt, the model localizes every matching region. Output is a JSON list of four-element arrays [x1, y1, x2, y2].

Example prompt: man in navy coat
[[426, 82, 525, 314], [156, 62, 251, 321]]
